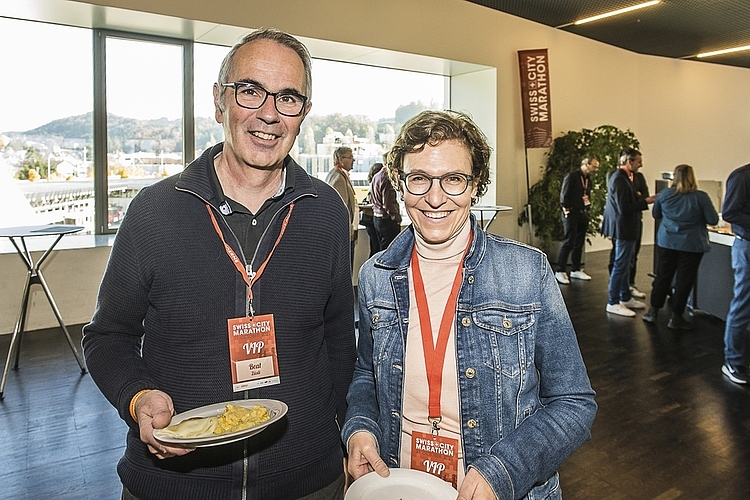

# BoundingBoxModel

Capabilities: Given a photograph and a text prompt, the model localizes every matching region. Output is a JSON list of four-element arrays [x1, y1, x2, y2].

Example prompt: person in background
[[601, 147, 656, 317], [343, 110, 596, 500], [629, 170, 651, 298], [370, 154, 402, 251], [642, 164, 718, 329], [607, 169, 650, 298], [82, 28, 356, 500], [327, 146, 359, 267], [555, 156, 599, 285], [359, 162, 384, 258], [721, 162, 750, 385]]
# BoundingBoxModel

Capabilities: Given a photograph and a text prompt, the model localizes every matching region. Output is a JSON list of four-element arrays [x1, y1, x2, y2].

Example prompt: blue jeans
[[724, 237, 750, 367], [608, 239, 636, 305]]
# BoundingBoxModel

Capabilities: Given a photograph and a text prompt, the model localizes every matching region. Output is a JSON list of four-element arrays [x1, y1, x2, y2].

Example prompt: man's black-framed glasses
[[221, 82, 308, 117], [399, 171, 475, 196]]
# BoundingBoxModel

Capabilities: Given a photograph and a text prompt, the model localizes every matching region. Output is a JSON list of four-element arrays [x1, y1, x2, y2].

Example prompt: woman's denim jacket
[[342, 217, 597, 500]]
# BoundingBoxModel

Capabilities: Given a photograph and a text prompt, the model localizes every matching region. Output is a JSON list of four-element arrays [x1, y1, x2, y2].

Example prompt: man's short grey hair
[[217, 27, 313, 110], [333, 146, 352, 164], [618, 147, 641, 166], [581, 156, 598, 167]]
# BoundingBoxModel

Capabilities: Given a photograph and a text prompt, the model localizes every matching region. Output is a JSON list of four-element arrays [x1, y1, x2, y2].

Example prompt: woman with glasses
[[342, 110, 596, 499]]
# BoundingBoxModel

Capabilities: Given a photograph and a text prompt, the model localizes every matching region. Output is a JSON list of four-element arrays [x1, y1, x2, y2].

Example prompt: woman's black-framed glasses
[[399, 171, 475, 196], [221, 82, 308, 117]]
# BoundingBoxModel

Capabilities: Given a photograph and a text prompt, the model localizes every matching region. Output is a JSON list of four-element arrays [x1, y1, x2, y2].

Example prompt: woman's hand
[[457, 468, 496, 500], [347, 431, 390, 480]]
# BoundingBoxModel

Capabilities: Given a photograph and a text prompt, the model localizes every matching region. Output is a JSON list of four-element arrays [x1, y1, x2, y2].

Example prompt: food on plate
[[158, 415, 218, 439], [215, 404, 270, 434], [158, 403, 271, 439]]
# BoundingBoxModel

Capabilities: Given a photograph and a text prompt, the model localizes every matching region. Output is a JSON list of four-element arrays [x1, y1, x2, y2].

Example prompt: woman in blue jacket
[[342, 110, 596, 500], [643, 164, 719, 329]]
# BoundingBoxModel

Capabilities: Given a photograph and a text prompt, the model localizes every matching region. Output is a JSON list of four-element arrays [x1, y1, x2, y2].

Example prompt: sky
[[0, 17, 446, 133]]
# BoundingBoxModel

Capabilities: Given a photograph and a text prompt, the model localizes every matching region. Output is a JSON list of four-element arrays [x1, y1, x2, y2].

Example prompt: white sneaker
[[555, 272, 570, 284], [607, 303, 636, 317], [570, 270, 592, 281], [621, 298, 646, 309], [629, 286, 646, 299]]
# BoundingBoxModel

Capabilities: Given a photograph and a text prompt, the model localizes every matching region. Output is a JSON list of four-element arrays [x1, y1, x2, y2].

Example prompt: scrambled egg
[[160, 403, 271, 439], [214, 404, 270, 435]]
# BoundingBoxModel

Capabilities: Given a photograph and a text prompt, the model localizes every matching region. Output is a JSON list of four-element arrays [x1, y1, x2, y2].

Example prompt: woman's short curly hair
[[385, 110, 492, 205]]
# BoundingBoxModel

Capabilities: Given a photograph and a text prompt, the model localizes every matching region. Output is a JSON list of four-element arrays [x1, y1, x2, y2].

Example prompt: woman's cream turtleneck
[[400, 219, 472, 486]]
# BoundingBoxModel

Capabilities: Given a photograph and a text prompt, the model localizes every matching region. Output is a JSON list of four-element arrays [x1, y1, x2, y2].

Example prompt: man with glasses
[[370, 156, 402, 251], [326, 146, 359, 267], [83, 28, 356, 500]]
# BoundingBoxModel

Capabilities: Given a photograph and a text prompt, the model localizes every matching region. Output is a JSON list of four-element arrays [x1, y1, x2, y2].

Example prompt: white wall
[[0, 247, 110, 334]]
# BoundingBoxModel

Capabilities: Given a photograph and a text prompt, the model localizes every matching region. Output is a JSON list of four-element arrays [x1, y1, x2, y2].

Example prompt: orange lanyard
[[410, 232, 472, 431], [206, 202, 295, 317]]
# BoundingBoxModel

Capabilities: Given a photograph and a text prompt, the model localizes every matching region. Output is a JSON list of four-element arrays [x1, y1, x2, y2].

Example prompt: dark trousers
[[374, 216, 400, 252], [123, 474, 345, 500], [360, 214, 378, 258], [650, 246, 704, 314], [557, 211, 588, 273]]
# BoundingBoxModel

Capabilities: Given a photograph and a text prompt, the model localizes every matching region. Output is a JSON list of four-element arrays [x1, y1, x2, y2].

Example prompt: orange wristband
[[129, 389, 152, 422]]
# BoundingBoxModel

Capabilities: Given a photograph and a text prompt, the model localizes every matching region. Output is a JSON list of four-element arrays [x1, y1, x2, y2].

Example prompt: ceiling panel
[[467, 0, 750, 70]]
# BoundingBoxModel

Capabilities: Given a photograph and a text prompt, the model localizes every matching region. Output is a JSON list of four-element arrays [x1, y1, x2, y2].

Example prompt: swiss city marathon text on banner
[[518, 49, 553, 149]]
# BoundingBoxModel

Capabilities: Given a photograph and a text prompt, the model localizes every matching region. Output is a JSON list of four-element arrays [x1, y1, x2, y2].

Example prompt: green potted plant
[[518, 125, 640, 252]]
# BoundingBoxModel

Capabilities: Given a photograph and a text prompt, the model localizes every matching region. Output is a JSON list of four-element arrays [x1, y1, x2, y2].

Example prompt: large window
[[301, 59, 447, 196], [93, 31, 193, 233], [0, 19, 92, 229], [0, 18, 448, 235], [194, 43, 229, 154]]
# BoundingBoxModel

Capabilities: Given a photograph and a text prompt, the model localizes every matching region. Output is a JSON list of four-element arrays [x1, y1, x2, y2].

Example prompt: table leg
[[36, 270, 87, 374], [0, 272, 32, 398], [1, 234, 87, 399], [12, 272, 33, 370]]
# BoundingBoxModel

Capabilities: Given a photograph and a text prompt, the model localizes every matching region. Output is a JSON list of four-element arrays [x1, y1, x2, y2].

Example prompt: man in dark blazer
[[601, 148, 656, 316], [607, 170, 650, 298]]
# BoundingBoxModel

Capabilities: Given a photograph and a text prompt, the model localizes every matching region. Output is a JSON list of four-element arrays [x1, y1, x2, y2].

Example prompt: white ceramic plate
[[345, 468, 458, 500], [153, 398, 287, 448]]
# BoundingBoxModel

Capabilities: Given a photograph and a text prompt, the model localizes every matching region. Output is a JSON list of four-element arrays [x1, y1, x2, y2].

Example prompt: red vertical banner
[[518, 49, 553, 148]]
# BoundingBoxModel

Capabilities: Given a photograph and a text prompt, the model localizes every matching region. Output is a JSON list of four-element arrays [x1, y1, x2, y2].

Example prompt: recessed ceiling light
[[557, 0, 660, 28], [697, 45, 750, 58]]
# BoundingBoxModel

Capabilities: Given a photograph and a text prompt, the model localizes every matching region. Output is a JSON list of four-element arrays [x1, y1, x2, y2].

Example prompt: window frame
[[92, 29, 195, 234]]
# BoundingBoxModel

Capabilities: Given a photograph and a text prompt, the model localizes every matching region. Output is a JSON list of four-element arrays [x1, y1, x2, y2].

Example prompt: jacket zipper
[[176, 184, 313, 498]]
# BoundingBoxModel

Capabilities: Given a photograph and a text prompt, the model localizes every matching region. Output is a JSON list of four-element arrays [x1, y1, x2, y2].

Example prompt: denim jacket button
[[467, 419, 478, 428], [371, 312, 379, 324], [467, 275, 474, 284], [461, 317, 471, 327], [465, 368, 476, 378]]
